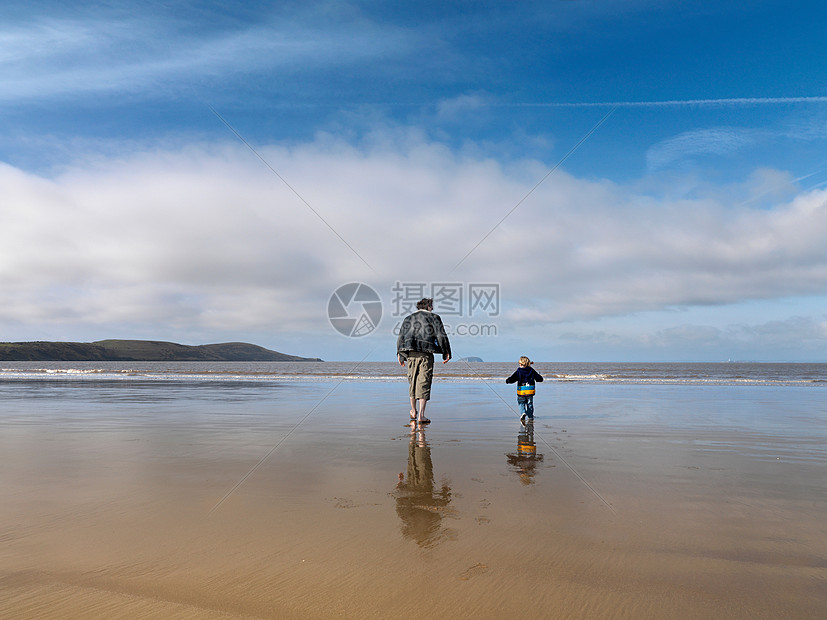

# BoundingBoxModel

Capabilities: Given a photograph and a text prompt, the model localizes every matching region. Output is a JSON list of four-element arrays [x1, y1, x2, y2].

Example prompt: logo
[[328, 283, 383, 337]]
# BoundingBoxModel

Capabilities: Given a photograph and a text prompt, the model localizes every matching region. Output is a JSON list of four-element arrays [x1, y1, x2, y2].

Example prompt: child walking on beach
[[505, 356, 544, 424]]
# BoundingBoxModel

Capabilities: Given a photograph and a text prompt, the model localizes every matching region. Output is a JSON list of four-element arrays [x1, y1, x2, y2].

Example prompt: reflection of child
[[505, 356, 543, 424], [506, 423, 544, 485]]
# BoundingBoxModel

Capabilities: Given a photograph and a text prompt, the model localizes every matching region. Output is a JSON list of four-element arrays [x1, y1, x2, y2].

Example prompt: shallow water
[[1, 372, 825, 618]]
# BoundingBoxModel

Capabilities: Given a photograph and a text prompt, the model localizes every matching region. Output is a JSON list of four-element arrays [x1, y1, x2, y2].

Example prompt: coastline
[[0, 339, 322, 362]]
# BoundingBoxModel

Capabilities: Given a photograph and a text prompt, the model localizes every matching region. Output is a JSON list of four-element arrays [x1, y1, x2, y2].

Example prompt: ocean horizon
[[2, 360, 826, 386]]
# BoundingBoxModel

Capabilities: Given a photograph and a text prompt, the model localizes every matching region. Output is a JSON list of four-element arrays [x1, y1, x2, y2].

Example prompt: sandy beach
[[1, 375, 825, 618]]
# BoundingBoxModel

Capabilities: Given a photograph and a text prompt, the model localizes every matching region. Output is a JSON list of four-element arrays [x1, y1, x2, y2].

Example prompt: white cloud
[[2, 133, 827, 347]]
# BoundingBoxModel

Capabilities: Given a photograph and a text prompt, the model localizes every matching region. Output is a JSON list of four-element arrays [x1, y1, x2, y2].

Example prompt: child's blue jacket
[[505, 367, 544, 394]]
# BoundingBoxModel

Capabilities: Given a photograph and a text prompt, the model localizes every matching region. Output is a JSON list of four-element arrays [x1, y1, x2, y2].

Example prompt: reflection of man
[[506, 421, 544, 485], [393, 426, 453, 547], [396, 297, 451, 424]]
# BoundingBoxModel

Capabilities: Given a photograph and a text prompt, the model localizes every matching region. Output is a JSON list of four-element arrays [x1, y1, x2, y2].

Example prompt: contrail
[[507, 96, 827, 108]]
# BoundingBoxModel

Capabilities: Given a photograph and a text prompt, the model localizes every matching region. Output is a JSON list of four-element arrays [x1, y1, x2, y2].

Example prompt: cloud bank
[[2, 133, 827, 348]]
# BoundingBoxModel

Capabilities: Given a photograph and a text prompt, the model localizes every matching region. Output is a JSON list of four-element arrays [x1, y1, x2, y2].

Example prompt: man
[[397, 297, 451, 424]]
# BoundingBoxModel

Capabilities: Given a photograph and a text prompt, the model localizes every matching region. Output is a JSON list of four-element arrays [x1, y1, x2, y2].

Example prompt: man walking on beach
[[397, 297, 451, 424]]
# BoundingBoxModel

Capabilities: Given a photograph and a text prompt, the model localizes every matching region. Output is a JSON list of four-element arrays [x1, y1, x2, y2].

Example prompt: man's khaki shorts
[[406, 351, 434, 400]]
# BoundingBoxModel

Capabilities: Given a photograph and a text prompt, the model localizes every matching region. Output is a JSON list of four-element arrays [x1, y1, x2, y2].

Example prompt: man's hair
[[519, 356, 532, 367], [416, 297, 433, 310]]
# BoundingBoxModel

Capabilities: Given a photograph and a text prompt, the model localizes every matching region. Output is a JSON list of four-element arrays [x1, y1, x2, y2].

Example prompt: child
[[505, 356, 544, 424]]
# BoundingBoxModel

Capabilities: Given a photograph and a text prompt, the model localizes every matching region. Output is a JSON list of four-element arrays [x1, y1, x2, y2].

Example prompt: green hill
[[0, 340, 322, 362]]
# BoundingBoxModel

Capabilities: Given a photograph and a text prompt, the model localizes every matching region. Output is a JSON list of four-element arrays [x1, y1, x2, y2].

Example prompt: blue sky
[[2, 0, 826, 361]]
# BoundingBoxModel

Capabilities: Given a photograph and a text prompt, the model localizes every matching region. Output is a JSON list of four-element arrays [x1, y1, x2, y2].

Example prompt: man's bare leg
[[409, 396, 417, 420], [417, 398, 429, 423]]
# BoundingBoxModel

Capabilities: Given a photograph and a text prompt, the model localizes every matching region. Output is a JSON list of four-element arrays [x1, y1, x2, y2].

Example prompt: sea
[[1, 360, 825, 386]]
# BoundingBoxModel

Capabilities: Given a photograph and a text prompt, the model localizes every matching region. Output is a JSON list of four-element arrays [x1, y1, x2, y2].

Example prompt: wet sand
[[1, 381, 825, 618]]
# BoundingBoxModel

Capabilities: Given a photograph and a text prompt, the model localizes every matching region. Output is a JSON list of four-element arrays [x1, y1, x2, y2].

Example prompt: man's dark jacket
[[396, 310, 452, 362]]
